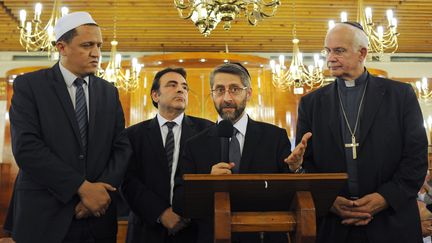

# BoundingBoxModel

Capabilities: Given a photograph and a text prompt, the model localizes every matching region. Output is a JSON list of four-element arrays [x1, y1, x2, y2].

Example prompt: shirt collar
[[157, 112, 184, 128], [336, 68, 368, 89], [217, 112, 248, 136], [59, 61, 90, 88]]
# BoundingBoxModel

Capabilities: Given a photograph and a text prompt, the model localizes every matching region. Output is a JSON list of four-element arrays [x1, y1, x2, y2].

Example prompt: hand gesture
[[74, 201, 91, 219], [160, 207, 181, 230], [285, 132, 312, 171], [78, 180, 116, 217], [0, 238, 15, 243], [211, 162, 235, 175], [350, 193, 388, 216], [330, 196, 373, 226]]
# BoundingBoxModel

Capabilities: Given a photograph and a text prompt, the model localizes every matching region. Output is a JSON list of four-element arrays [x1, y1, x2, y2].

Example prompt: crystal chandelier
[[97, 11, 142, 92], [270, 41, 325, 94], [98, 41, 142, 92], [328, 0, 399, 59], [269, 2, 324, 94], [18, 0, 69, 56], [174, 0, 280, 37], [414, 77, 432, 99]]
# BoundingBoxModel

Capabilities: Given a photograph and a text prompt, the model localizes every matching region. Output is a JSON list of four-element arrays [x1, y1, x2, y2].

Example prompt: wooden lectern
[[182, 173, 347, 243]]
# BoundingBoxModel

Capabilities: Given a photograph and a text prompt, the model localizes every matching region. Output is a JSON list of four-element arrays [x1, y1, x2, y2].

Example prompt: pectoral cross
[[345, 135, 359, 159]]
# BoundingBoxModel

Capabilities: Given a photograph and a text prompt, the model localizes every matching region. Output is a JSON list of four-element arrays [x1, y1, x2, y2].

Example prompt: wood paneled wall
[[127, 53, 300, 140], [0, 54, 302, 241], [4, 53, 427, 242]]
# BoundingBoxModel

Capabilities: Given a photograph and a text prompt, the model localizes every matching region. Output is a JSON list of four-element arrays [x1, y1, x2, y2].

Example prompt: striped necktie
[[230, 128, 241, 173], [165, 122, 176, 177], [74, 78, 88, 153]]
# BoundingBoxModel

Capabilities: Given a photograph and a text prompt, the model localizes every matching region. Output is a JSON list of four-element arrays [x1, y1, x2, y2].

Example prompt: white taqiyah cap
[[54, 12, 97, 41]]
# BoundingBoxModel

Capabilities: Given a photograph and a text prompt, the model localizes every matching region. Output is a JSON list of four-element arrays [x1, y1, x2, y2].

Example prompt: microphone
[[217, 119, 233, 162]]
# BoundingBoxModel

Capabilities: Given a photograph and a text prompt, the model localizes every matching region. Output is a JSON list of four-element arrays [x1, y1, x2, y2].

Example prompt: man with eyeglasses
[[291, 22, 427, 243], [173, 63, 311, 243], [121, 67, 213, 243]]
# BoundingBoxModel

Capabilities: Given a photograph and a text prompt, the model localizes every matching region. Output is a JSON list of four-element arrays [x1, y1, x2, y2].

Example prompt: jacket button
[[79, 154, 84, 159]]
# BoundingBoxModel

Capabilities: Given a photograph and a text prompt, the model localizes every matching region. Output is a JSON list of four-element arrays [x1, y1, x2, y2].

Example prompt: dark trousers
[[345, 226, 369, 243], [63, 218, 116, 243]]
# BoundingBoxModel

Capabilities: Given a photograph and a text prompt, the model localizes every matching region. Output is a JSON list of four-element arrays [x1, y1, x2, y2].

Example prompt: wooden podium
[[182, 173, 347, 243]]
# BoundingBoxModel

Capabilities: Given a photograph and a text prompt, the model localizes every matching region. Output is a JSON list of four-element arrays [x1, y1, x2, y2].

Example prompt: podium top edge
[[183, 173, 348, 181]]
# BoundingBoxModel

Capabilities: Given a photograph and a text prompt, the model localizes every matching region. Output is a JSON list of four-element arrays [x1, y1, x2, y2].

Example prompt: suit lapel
[[322, 83, 344, 154], [147, 117, 168, 166], [51, 63, 82, 146], [87, 75, 98, 146], [239, 118, 262, 172], [180, 116, 195, 155], [206, 125, 222, 163], [359, 75, 386, 149]]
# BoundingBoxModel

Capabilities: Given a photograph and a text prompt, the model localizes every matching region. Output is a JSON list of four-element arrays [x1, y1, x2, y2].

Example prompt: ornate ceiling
[[0, 0, 431, 53]]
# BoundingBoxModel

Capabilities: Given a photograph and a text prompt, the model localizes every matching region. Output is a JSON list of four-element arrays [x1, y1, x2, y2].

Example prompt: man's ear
[[151, 90, 159, 104], [246, 87, 252, 101], [359, 47, 368, 62], [56, 41, 67, 56]]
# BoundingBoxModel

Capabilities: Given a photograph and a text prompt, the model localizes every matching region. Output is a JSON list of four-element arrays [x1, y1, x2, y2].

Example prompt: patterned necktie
[[165, 122, 176, 177], [74, 78, 88, 152], [229, 128, 241, 173]]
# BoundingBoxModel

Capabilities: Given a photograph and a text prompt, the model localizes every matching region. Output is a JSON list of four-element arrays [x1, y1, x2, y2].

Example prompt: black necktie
[[74, 78, 88, 153], [229, 128, 241, 173], [165, 122, 176, 177]]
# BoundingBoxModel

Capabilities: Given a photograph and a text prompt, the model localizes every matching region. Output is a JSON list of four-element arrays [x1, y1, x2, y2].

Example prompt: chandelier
[[328, 0, 399, 59], [97, 42, 142, 92], [269, 2, 324, 94], [174, 0, 280, 37], [414, 77, 432, 99], [97, 8, 142, 92], [270, 41, 325, 94], [18, 0, 69, 56]]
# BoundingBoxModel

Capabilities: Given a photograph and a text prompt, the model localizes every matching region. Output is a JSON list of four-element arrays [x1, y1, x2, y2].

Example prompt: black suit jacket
[[121, 115, 213, 243], [7, 63, 131, 243], [296, 74, 428, 243], [173, 117, 292, 243]]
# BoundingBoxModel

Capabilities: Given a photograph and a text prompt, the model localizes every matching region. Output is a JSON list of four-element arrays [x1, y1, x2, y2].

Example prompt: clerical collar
[[336, 69, 368, 89]]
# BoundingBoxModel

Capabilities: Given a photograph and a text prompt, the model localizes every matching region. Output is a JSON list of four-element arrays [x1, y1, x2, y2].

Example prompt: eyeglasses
[[211, 86, 248, 96], [321, 47, 348, 57]]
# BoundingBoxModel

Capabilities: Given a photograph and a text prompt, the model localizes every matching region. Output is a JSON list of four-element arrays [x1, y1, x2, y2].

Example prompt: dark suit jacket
[[173, 117, 292, 243], [7, 63, 131, 243], [121, 115, 213, 243], [296, 74, 428, 243]]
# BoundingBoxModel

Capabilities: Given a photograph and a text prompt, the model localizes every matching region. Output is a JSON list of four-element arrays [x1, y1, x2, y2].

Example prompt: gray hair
[[209, 63, 251, 88], [352, 27, 369, 50], [327, 23, 369, 50]]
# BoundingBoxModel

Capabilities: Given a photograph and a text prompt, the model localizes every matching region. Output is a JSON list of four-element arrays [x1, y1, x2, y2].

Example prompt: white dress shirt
[[59, 62, 90, 118], [157, 112, 184, 203], [217, 112, 249, 155]]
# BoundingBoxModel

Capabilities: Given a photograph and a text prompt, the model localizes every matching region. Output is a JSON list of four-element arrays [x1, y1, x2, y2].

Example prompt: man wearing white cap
[[5, 11, 131, 243]]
